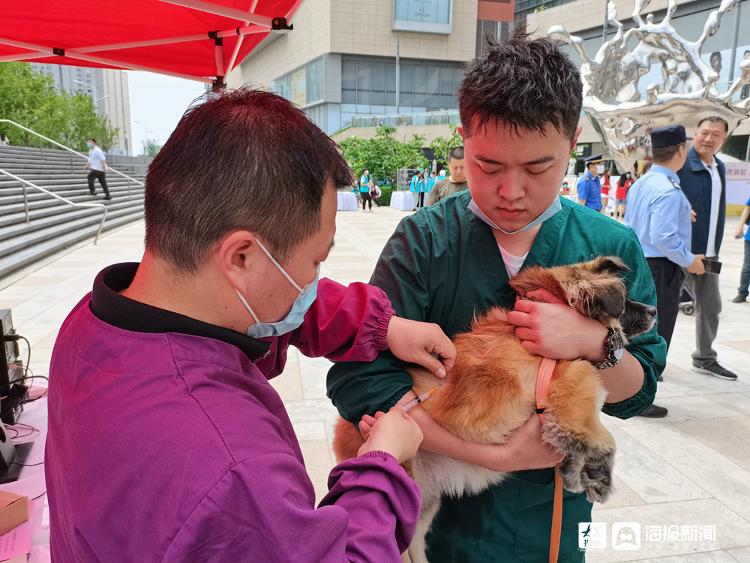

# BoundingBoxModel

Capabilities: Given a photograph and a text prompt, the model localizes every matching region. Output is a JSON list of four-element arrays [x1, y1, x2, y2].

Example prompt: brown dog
[[333, 256, 656, 562]]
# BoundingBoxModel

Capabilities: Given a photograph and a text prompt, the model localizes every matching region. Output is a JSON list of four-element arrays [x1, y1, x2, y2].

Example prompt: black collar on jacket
[[90, 262, 271, 361]]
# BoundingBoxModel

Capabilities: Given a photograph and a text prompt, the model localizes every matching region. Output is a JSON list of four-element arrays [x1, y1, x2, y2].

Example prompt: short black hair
[[458, 31, 583, 139], [89, 138, 97, 144], [144, 88, 351, 272], [448, 146, 464, 161], [697, 116, 729, 132], [652, 142, 685, 163], [710, 51, 722, 60]]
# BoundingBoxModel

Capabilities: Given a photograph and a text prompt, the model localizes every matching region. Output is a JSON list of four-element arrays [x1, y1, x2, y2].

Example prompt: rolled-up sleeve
[[290, 278, 394, 362], [255, 279, 395, 379]]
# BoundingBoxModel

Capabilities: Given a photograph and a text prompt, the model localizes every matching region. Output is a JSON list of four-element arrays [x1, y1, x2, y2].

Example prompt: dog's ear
[[593, 256, 629, 276], [594, 284, 627, 319], [510, 267, 567, 303]]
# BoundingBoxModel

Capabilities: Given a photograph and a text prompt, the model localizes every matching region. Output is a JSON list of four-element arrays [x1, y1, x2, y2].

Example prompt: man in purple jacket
[[45, 89, 457, 562]]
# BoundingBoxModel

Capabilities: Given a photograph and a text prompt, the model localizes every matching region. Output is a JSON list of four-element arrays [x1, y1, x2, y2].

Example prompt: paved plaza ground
[[2, 203, 749, 562]]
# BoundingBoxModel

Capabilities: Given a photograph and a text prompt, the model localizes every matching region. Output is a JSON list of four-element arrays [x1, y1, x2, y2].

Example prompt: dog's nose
[[646, 305, 657, 317]]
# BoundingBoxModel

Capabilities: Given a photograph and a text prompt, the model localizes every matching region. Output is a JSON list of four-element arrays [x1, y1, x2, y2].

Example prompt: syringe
[[401, 387, 439, 413]]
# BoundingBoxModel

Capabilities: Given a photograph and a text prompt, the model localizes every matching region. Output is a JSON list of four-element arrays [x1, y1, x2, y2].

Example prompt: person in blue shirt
[[426, 172, 436, 194], [625, 125, 706, 418], [576, 154, 604, 211], [410, 170, 427, 209], [359, 169, 373, 211], [733, 196, 750, 303]]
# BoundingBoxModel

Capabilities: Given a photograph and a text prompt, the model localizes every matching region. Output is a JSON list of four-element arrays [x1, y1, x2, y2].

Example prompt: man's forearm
[[599, 350, 644, 403], [400, 392, 529, 471], [398, 391, 487, 465]]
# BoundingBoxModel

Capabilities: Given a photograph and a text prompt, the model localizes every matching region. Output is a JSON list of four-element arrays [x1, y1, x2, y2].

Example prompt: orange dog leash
[[535, 357, 563, 563]]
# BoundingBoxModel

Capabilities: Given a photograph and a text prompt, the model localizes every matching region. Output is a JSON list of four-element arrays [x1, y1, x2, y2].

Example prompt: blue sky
[[127, 71, 207, 155]]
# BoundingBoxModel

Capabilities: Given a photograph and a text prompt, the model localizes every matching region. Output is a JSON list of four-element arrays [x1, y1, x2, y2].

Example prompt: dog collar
[[535, 357, 558, 423]]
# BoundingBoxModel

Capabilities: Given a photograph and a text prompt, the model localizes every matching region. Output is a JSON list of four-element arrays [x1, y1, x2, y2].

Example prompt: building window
[[394, 0, 453, 34], [339, 55, 463, 125], [476, 19, 512, 55], [272, 56, 324, 107], [306, 57, 324, 104]]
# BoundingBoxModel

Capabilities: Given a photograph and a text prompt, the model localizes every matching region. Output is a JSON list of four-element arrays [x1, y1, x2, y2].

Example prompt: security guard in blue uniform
[[576, 153, 604, 211], [625, 125, 706, 417]]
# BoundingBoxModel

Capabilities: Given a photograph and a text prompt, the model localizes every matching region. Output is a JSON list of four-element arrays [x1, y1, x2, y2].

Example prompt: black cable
[[11, 461, 44, 467], [31, 490, 46, 501], [8, 422, 39, 439], [18, 374, 48, 385], [18, 335, 31, 381], [16, 369, 48, 406]]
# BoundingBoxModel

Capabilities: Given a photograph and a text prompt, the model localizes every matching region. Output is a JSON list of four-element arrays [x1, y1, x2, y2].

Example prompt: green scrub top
[[327, 190, 665, 562]]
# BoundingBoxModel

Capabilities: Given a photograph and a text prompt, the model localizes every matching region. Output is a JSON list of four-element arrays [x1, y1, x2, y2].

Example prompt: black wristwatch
[[594, 328, 625, 370]]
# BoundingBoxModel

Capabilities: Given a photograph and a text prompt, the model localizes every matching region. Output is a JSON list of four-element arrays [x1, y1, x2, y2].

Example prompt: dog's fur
[[332, 257, 656, 562]]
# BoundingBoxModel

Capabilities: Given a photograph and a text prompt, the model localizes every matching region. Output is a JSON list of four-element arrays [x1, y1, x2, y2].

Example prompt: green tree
[[429, 124, 462, 165], [141, 138, 163, 157], [339, 126, 429, 185], [0, 62, 117, 151]]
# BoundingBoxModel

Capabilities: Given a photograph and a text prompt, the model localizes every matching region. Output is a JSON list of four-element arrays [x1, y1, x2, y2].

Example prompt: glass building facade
[[272, 55, 464, 134]]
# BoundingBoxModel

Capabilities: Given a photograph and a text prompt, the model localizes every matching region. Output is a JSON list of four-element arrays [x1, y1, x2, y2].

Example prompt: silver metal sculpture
[[549, 0, 750, 172]]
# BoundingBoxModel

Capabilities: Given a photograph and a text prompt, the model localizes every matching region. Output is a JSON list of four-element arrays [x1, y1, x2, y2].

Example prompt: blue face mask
[[86, 142, 93, 148], [468, 196, 562, 235], [235, 240, 320, 338]]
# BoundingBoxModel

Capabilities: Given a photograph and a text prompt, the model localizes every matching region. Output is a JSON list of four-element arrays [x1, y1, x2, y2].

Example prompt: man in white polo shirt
[[86, 137, 111, 200]]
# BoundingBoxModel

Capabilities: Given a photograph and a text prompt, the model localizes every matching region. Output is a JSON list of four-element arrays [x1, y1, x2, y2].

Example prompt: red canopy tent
[[0, 0, 302, 88]]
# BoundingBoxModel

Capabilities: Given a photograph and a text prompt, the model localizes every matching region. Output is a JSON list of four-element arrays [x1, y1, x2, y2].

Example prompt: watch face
[[614, 347, 625, 361]]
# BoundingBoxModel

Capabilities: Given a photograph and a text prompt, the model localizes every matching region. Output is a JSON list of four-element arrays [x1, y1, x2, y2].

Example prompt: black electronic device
[[702, 259, 722, 274], [0, 416, 32, 484], [0, 310, 28, 425]]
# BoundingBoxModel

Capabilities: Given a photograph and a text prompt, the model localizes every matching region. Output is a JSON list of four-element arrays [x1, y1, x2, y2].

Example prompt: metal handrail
[[0, 119, 145, 201], [0, 168, 108, 245]]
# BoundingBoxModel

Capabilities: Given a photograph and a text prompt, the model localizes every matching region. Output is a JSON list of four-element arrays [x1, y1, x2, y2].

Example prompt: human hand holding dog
[[387, 316, 456, 378], [507, 288, 608, 362], [478, 416, 564, 472], [362, 400, 564, 472], [357, 409, 423, 463]]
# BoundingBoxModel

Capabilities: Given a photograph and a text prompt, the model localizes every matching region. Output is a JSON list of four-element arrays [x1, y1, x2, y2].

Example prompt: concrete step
[[0, 144, 148, 279], [0, 180, 143, 194], [0, 203, 144, 258], [0, 187, 144, 208], [0, 192, 142, 217], [0, 209, 144, 280], [0, 178, 142, 196], [0, 197, 142, 229]]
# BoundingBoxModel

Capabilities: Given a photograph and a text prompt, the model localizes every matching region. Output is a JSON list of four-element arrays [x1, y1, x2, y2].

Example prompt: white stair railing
[[0, 119, 145, 202], [0, 168, 108, 244]]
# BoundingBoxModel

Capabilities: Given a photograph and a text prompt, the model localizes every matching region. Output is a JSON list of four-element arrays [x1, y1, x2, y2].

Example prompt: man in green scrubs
[[327, 34, 665, 562]]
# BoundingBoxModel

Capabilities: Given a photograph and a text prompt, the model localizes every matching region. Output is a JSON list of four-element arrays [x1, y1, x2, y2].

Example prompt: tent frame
[[0, 0, 300, 88]]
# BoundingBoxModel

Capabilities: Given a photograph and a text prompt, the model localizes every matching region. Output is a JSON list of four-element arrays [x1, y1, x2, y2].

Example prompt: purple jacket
[[46, 263, 420, 562]]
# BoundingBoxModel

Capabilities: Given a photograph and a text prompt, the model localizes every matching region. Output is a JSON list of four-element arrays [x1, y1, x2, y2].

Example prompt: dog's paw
[[559, 455, 585, 493], [580, 448, 615, 503]]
